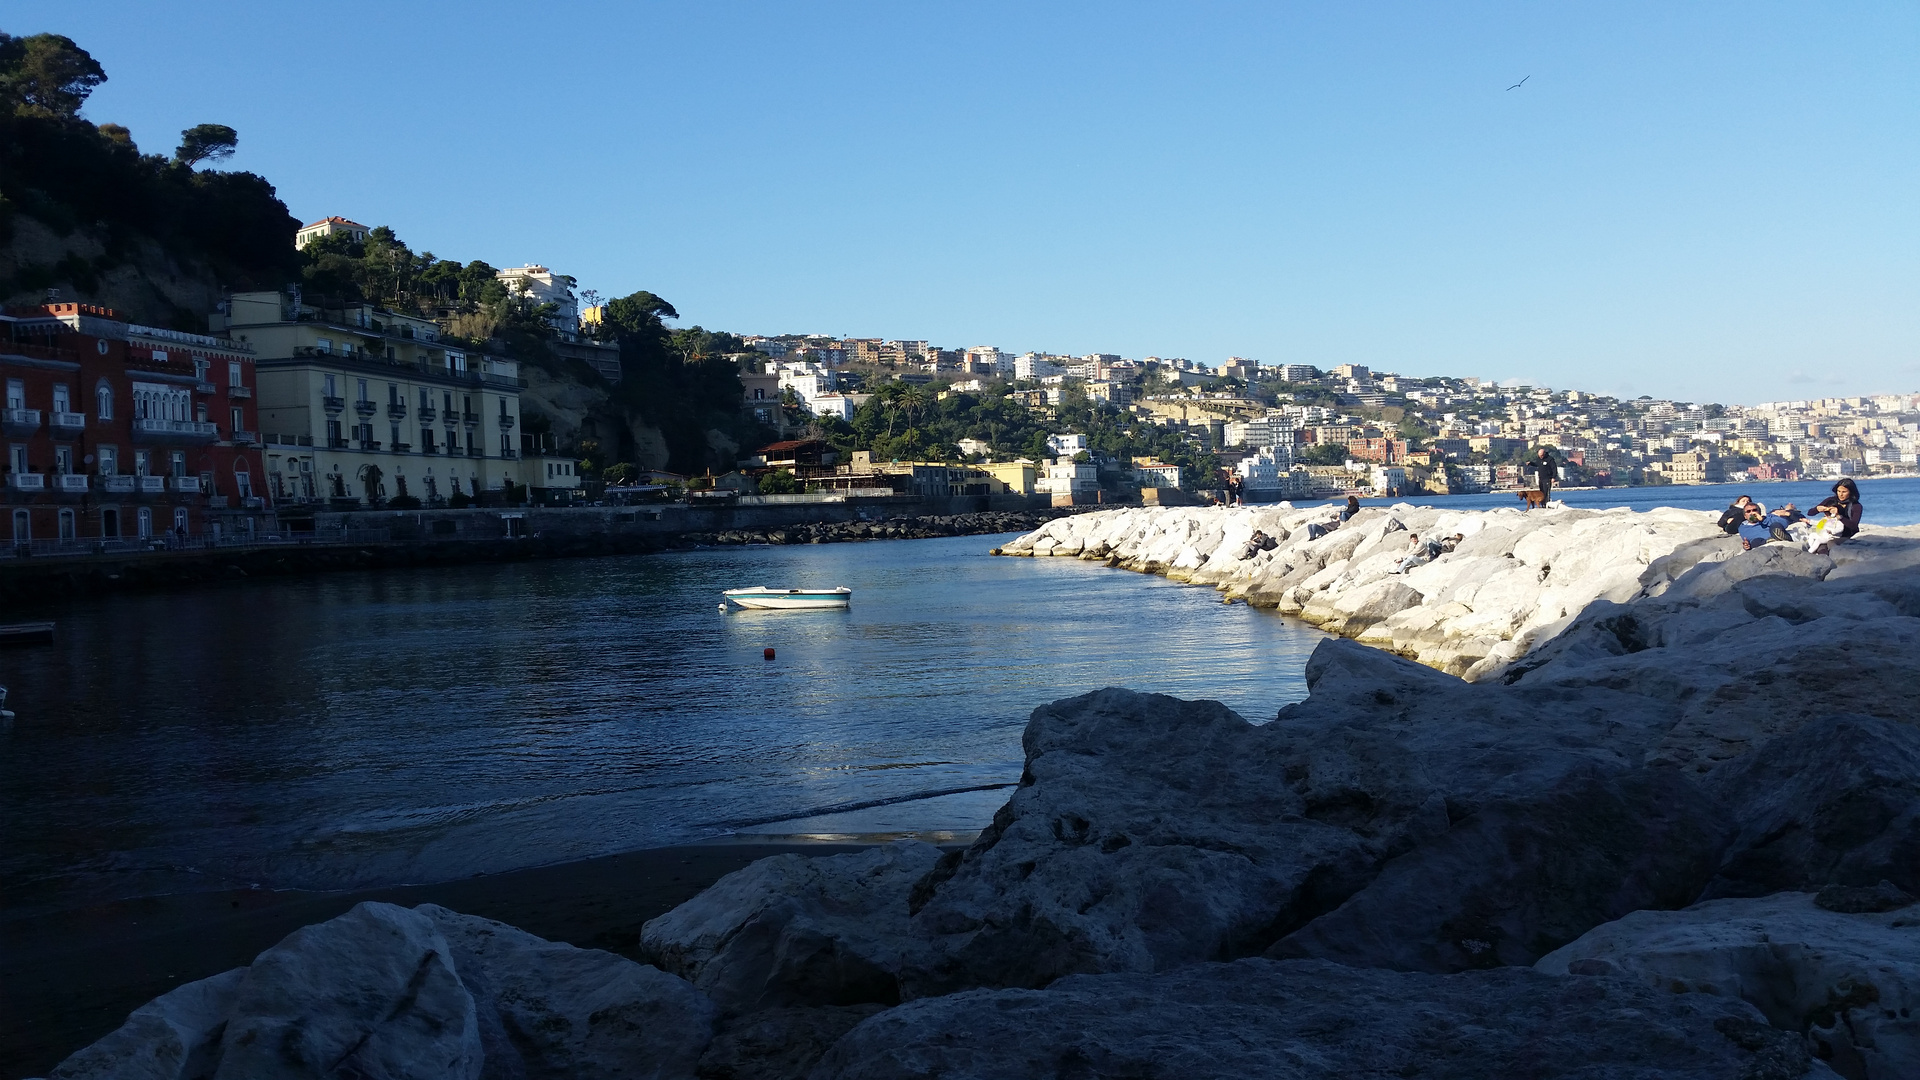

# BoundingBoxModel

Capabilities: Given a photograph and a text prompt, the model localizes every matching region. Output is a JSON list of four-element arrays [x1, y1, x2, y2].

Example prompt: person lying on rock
[[1390, 533, 1444, 574], [1238, 529, 1279, 560], [1736, 504, 1795, 550], [1716, 495, 1756, 535], [1439, 532, 1465, 553]]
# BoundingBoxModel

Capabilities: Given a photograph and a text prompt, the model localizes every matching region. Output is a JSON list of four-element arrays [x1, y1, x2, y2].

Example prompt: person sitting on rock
[[1736, 504, 1794, 550], [1716, 495, 1755, 535], [1341, 495, 1360, 522], [1799, 478, 1863, 554], [1439, 532, 1466, 553]]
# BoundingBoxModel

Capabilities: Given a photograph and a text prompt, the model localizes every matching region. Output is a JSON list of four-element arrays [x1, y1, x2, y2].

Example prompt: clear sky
[[31, 2, 1920, 405]]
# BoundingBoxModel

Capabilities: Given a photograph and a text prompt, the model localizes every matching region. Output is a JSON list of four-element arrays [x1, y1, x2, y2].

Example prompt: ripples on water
[[0, 534, 1330, 910]]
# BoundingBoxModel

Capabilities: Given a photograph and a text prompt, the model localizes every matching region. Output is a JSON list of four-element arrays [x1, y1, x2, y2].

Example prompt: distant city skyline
[[45, 1, 1919, 406]]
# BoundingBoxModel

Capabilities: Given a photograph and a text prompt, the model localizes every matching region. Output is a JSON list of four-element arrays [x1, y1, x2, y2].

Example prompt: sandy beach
[[0, 841, 883, 1079]]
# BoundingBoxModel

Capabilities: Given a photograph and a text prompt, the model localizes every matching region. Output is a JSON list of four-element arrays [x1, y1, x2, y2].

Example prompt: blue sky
[[34, 2, 1920, 404]]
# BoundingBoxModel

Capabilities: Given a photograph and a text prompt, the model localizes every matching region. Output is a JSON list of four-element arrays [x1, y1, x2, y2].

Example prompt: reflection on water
[[0, 534, 1328, 912]]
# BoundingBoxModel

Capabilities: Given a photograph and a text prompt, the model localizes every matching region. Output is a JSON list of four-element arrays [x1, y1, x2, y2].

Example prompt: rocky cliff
[[40, 509, 1920, 1079]]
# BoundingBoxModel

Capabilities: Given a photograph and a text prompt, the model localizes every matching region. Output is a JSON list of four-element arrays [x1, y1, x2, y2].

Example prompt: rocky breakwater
[[995, 502, 1920, 680], [41, 524, 1920, 1078], [689, 509, 1068, 548]]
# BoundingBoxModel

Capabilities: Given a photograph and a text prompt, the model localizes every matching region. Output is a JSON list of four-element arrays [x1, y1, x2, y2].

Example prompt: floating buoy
[[764, 648, 776, 660]]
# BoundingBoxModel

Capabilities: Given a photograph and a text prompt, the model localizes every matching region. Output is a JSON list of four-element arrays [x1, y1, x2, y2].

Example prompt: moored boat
[[0, 621, 54, 647], [721, 586, 852, 610]]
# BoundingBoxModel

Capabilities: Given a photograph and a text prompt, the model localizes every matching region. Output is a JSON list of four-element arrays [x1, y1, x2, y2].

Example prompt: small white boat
[[722, 586, 853, 610]]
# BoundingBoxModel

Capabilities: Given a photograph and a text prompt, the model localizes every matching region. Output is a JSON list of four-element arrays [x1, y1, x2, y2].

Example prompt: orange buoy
[[764, 648, 776, 660]]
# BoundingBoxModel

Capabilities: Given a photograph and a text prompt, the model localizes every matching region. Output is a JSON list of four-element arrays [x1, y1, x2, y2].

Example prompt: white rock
[[49, 969, 245, 1080]]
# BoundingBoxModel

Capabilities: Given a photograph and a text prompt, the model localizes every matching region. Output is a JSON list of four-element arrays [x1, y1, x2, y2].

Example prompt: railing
[[50, 411, 86, 432], [132, 418, 218, 440], [387, 403, 407, 419], [323, 395, 345, 412], [496, 415, 515, 429], [226, 385, 253, 399], [354, 400, 377, 415], [466, 447, 484, 457], [390, 442, 411, 453], [0, 527, 396, 561], [499, 449, 519, 459], [55, 473, 90, 493], [1, 407, 41, 433], [231, 430, 258, 445], [136, 476, 166, 493], [462, 412, 479, 424], [357, 440, 383, 451], [418, 407, 437, 423], [328, 438, 350, 449], [171, 476, 202, 493], [6, 473, 44, 491], [263, 434, 314, 447], [96, 474, 135, 493], [195, 381, 218, 395], [422, 445, 440, 455]]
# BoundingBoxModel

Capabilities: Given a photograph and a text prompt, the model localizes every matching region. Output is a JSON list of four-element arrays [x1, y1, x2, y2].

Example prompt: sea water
[[0, 534, 1328, 911]]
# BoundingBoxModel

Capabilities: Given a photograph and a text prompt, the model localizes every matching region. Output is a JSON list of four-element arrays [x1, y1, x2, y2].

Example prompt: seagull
[[1506, 75, 1530, 91]]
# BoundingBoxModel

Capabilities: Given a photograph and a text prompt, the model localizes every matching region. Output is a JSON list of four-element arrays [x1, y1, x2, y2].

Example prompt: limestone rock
[[1538, 892, 1920, 1080], [694, 1004, 885, 1080], [639, 841, 941, 1013], [421, 905, 715, 1080], [210, 901, 482, 1080], [814, 957, 1815, 1080], [1270, 764, 1731, 971], [1703, 713, 1920, 899], [49, 968, 246, 1080]]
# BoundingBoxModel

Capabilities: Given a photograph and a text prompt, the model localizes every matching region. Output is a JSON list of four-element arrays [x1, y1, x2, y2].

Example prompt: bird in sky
[[1506, 75, 1530, 91]]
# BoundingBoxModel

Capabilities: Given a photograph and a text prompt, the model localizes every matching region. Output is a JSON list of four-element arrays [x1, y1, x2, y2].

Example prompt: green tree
[[174, 123, 237, 168], [1299, 443, 1348, 466], [758, 469, 800, 494], [0, 33, 105, 117]]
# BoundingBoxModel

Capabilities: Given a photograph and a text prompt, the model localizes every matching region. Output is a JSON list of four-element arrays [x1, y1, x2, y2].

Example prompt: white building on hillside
[[294, 216, 369, 250], [496, 265, 579, 334], [1046, 432, 1088, 457]]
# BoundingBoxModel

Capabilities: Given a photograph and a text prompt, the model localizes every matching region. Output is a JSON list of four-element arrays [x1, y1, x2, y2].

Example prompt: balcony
[[132, 418, 219, 444], [357, 440, 383, 452], [466, 447, 484, 457], [323, 395, 345, 413], [422, 444, 440, 455], [7, 472, 45, 491], [55, 473, 90, 493], [496, 414, 515, 429], [171, 476, 203, 493], [231, 430, 258, 445], [390, 442, 411, 453], [96, 475, 135, 493], [328, 438, 350, 449], [462, 411, 479, 424], [354, 399, 377, 416], [242, 496, 265, 510], [387, 403, 407, 419], [195, 381, 218, 395], [136, 476, 166, 493], [418, 407, 437, 423], [1, 407, 41, 436], [499, 449, 519, 459], [226, 384, 253, 399], [50, 411, 86, 434]]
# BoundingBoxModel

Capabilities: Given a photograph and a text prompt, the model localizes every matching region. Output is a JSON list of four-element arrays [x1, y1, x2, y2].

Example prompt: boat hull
[[723, 588, 851, 610]]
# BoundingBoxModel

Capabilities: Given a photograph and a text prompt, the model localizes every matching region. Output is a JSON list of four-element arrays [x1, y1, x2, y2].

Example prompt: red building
[[2, 304, 269, 546], [1347, 437, 1411, 464]]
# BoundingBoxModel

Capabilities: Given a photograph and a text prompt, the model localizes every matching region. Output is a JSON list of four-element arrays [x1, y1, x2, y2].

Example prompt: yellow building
[[982, 460, 1038, 495], [226, 292, 529, 505]]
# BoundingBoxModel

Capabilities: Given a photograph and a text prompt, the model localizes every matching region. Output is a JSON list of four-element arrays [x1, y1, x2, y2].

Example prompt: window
[[388, 383, 399, 405], [9, 444, 25, 473], [101, 508, 119, 538], [326, 419, 343, 445], [228, 362, 242, 387], [317, 339, 333, 355], [98, 446, 117, 475], [419, 388, 430, 410], [499, 398, 509, 418], [53, 384, 70, 413], [5, 378, 22, 410], [134, 450, 150, 476], [137, 507, 152, 539], [231, 407, 244, 434], [96, 382, 113, 419], [170, 451, 185, 478], [390, 423, 401, 448], [234, 466, 252, 499], [421, 429, 434, 451], [58, 508, 75, 541], [11, 508, 28, 542], [462, 395, 472, 416], [324, 373, 337, 397], [173, 508, 188, 534], [443, 391, 453, 414], [54, 446, 72, 474], [357, 379, 369, 403], [500, 434, 511, 455], [194, 358, 209, 382]]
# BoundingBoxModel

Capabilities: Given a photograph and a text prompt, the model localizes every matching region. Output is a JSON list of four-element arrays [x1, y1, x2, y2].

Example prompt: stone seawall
[[995, 502, 1920, 680]]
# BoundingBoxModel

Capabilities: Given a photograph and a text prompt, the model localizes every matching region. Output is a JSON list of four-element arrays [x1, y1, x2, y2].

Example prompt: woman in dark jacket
[[1807, 477, 1863, 548]]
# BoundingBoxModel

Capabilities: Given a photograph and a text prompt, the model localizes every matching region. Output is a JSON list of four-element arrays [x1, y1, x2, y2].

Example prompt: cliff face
[[47, 512, 1920, 1079], [0, 214, 225, 330]]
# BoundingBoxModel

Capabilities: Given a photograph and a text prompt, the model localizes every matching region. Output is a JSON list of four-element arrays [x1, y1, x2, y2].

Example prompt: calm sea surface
[[1342, 475, 1920, 523], [5, 476, 1916, 915], [0, 534, 1330, 913]]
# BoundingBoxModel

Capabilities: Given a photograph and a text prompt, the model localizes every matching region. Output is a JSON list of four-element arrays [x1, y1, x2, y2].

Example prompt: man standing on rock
[[1529, 447, 1560, 501]]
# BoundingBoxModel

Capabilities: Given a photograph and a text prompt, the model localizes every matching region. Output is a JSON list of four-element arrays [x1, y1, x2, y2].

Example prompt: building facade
[[227, 292, 527, 505], [3, 304, 269, 544]]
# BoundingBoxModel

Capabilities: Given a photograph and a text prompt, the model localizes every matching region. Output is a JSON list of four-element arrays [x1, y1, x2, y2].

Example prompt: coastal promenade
[[0, 496, 1069, 602]]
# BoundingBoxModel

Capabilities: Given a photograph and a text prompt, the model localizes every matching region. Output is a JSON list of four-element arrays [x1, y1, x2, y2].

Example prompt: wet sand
[[0, 841, 880, 1079]]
